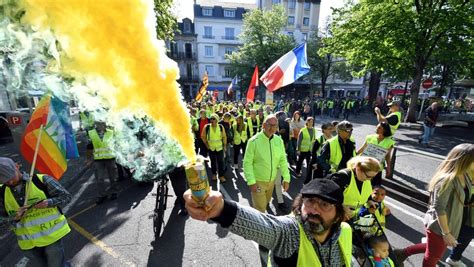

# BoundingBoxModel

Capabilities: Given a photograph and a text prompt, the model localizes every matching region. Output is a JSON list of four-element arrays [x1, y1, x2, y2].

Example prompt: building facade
[[166, 18, 199, 100], [260, 0, 321, 44], [194, 1, 255, 100]]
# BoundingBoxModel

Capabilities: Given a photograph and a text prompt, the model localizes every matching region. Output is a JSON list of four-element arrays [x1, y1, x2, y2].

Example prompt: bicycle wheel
[[153, 183, 166, 239]]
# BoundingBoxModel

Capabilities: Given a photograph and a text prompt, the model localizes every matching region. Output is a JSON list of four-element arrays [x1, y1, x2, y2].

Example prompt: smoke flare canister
[[185, 160, 210, 208]]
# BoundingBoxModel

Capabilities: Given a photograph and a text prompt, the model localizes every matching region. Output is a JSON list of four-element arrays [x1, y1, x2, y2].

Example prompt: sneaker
[[446, 257, 466, 267], [393, 248, 407, 267]]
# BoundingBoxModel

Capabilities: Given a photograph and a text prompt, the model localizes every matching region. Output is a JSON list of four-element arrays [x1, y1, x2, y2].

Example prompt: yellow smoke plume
[[20, 0, 196, 162]]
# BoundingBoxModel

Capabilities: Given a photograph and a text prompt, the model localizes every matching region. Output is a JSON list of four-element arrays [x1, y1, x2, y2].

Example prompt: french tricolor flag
[[260, 43, 310, 92]]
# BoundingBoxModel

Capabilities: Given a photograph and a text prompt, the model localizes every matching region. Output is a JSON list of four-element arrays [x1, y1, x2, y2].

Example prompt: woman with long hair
[[327, 156, 380, 220], [396, 143, 474, 267], [289, 111, 305, 166], [356, 122, 395, 186]]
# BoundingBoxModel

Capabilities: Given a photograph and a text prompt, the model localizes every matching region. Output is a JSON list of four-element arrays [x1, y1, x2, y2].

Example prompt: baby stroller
[[350, 213, 402, 267]]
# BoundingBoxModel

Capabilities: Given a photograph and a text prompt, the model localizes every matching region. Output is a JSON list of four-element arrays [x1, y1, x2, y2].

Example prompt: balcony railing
[[203, 35, 215, 39], [221, 36, 237, 40], [179, 75, 200, 82], [167, 52, 197, 60]]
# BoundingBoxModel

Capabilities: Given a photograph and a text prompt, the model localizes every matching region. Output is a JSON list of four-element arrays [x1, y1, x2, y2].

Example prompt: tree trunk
[[321, 81, 326, 98], [368, 71, 381, 103], [405, 63, 424, 122]]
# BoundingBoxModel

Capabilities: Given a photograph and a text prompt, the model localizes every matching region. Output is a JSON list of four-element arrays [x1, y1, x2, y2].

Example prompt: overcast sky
[[171, 0, 346, 27]]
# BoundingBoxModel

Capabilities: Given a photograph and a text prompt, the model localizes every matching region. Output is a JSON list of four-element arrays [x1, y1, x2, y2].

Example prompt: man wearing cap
[[0, 157, 72, 266], [184, 178, 352, 266], [201, 113, 227, 183], [375, 100, 401, 136], [318, 121, 357, 175]]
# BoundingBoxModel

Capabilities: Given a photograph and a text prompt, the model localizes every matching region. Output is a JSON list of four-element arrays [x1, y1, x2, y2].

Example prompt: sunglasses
[[363, 170, 377, 179], [341, 128, 353, 133]]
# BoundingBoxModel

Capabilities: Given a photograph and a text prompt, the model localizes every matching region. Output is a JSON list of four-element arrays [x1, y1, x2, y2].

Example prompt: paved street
[[1, 113, 473, 266]]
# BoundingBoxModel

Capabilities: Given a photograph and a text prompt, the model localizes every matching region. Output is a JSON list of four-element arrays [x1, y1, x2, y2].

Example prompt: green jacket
[[243, 131, 290, 185]]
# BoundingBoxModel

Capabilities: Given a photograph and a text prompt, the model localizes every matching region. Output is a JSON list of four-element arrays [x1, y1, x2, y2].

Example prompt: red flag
[[247, 65, 258, 103]]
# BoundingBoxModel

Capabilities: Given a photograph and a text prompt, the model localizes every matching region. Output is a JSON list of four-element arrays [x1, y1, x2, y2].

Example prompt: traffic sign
[[8, 115, 22, 125], [422, 78, 433, 89]]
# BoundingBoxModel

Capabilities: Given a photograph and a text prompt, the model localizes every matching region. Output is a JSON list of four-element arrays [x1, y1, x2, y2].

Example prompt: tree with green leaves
[[227, 5, 295, 96], [325, 0, 472, 122], [306, 32, 353, 97], [154, 0, 178, 40]]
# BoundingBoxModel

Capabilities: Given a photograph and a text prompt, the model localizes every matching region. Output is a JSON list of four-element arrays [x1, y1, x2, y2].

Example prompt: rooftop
[[196, 0, 257, 10]]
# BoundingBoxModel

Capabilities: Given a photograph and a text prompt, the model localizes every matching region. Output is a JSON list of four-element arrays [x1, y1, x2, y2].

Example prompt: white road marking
[[397, 146, 445, 161], [386, 199, 473, 248]]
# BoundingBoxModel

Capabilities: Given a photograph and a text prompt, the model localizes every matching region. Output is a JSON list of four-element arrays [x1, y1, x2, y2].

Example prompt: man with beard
[[184, 178, 352, 266], [0, 157, 72, 266]]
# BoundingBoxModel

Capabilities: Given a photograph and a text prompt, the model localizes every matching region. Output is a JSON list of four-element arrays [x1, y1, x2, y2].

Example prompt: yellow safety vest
[[365, 134, 395, 169], [343, 169, 373, 211], [2, 175, 70, 250], [88, 129, 115, 160], [247, 117, 260, 137], [297, 222, 352, 267], [388, 111, 401, 135], [328, 136, 356, 173], [233, 123, 248, 145], [299, 127, 316, 153], [206, 124, 224, 151], [79, 112, 94, 129]]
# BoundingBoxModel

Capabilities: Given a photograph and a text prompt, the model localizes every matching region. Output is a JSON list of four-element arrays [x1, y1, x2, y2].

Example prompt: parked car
[[0, 112, 13, 143]]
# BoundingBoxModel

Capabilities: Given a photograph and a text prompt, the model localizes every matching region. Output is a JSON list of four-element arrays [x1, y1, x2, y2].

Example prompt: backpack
[[205, 124, 225, 141]]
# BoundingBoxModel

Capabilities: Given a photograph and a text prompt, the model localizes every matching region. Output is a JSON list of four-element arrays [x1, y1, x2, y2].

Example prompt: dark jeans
[[233, 142, 246, 164], [209, 149, 225, 176], [196, 138, 208, 157], [94, 159, 118, 197], [449, 224, 474, 261], [304, 164, 324, 184], [288, 139, 297, 164], [343, 109, 350, 120], [23, 239, 67, 267], [296, 151, 311, 174], [168, 167, 188, 209]]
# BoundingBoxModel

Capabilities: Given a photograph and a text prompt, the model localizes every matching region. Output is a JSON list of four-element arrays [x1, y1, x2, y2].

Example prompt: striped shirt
[[213, 200, 345, 266]]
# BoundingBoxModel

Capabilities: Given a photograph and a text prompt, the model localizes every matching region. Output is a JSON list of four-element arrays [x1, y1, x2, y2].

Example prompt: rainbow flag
[[20, 95, 79, 179]]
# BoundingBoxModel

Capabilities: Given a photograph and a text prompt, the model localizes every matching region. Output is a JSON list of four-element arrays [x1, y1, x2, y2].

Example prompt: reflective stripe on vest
[[343, 169, 373, 211], [233, 123, 248, 145], [328, 136, 356, 173], [300, 127, 316, 152], [297, 221, 352, 267], [88, 129, 115, 160], [389, 111, 401, 135], [247, 117, 260, 137], [79, 112, 94, 129], [207, 125, 223, 151], [3, 175, 70, 250]]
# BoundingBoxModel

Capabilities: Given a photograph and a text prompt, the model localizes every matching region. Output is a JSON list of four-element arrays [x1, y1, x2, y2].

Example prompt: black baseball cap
[[300, 179, 344, 205]]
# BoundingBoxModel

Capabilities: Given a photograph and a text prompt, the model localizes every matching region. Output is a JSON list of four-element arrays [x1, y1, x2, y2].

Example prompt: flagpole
[[23, 124, 44, 206]]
